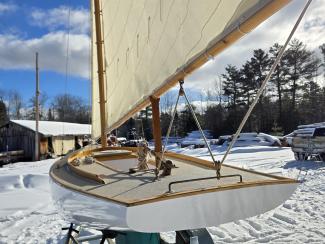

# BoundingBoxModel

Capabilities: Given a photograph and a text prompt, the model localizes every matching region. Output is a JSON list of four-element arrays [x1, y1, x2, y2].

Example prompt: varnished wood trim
[[129, 179, 297, 206], [67, 161, 106, 184], [94, 153, 137, 161], [51, 162, 297, 207], [165, 152, 294, 181], [150, 96, 162, 154], [50, 169, 128, 206], [50, 147, 298, 207]]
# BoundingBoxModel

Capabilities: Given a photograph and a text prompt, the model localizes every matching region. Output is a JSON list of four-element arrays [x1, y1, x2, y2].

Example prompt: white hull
[[51, 177, 298, 232]]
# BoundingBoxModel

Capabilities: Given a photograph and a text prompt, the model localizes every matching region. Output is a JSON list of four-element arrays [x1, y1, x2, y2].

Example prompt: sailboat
[[50, 0, 305, 234]]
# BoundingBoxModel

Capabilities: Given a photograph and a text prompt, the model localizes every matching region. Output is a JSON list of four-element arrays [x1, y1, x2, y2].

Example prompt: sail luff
[[98, 0, 291, 134]]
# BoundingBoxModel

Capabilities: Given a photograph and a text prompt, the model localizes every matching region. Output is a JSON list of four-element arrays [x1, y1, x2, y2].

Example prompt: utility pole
[[35, 52, 40, 161]]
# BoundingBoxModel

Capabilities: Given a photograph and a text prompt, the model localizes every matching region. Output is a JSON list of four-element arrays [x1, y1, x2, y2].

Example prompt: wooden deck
[[50, 147, 297, 207]]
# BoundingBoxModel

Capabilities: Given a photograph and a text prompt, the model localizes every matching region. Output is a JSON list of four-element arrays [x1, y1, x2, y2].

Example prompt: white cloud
[[0, 5, 90, 78], [30, 6, 89, 34], [0, 32, 90, 78], [186, 0, 325, 90], [1, 0, 324, 88], [0, 3, 17, 14]]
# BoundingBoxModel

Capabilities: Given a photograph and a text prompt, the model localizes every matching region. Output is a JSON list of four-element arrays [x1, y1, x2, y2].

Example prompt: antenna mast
[[35, 52, 40, 161], [93, 0, 107, 147]]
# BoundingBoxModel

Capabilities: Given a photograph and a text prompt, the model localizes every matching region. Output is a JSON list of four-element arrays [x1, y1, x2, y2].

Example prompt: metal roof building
[[0, 120, 91, 162]]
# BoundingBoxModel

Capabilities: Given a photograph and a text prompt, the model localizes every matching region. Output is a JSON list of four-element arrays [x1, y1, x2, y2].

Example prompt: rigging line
[[62, 4, 72, 155], [180, 81, 217, 165], [220, 0, 313, 165], [161, 88, 181, 160]]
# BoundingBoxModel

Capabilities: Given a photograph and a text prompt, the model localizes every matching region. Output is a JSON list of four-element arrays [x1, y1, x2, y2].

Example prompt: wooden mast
[[150, 96, 162, 155], [94, 0, 107, 147], [35, 52, 40, 161]]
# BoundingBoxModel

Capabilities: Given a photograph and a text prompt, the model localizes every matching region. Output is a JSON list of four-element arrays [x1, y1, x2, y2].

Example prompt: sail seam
[[183, 0, 222, 62]]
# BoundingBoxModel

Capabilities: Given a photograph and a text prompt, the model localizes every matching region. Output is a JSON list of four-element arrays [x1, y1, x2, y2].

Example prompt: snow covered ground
[[1, 145, 325, 243]]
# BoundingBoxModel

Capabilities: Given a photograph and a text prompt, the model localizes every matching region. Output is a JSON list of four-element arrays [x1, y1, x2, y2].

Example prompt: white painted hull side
[[50, 178, 129, 230], [51, 178, 298, 232]]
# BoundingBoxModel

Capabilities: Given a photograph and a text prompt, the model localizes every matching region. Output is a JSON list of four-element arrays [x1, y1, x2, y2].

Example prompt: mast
[[93, 0, 107, 147], [35, 52, 40, 161], [150, 96, 162, 172]]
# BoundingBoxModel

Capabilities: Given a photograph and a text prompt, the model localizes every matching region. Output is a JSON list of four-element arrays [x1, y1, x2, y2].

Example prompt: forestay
[[91, 0, 290, 138]]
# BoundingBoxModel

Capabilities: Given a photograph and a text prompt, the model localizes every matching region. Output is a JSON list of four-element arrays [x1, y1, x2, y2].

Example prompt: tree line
[[0, 92, 90, 125], [129, 39, 325, 139]]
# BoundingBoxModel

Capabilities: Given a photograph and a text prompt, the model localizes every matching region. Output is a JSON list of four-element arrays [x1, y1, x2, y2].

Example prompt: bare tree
[[199, 91, 204, 115], [51, 94, 90, 124], [27, 92, 49, 120], [10, 91, 23, 119], [161, 91, 173, 115], [214, 75, 223, 104]]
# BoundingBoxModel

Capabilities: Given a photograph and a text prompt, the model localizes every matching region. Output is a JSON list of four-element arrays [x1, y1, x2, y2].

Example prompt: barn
[[0, 120, 91, 162]]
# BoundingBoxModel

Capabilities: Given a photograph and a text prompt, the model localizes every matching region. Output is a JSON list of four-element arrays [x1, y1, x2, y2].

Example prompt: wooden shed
[[0, 120, 91, 162]]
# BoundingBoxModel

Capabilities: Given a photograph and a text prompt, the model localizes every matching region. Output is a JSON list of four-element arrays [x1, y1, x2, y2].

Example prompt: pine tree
[[286, 39, 319, 110], [203, 104, 225, 137], [320, 43, 325, 79], [178, 104, 198, 136], [240, 62, 256, 131], [299, 81, 322, 124], [269, 43, 289, 127], [137, 106, 152, 139], [222, 65, 242, 109], [246, 49, 271, 131]]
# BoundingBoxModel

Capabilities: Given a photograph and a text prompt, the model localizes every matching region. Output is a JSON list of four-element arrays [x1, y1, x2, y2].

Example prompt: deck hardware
[[167, 174, 243, 193]]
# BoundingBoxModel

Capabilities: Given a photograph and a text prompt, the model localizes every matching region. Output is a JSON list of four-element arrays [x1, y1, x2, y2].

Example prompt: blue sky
[[0, 0, 324, 108], [0, 0, 90, 105]]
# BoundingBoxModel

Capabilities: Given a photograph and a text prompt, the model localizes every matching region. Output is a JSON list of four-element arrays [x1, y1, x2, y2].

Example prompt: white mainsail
[[91, 0, 290, 138]]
